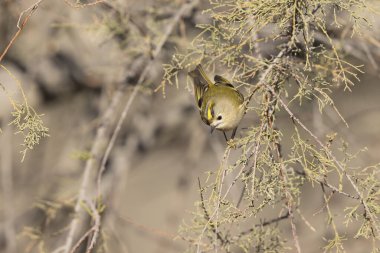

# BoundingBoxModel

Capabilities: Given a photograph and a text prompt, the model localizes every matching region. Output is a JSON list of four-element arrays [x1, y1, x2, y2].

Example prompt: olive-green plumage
[[189, 64, 245, 139]]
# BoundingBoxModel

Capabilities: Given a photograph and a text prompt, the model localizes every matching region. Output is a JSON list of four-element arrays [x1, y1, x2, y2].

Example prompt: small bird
[[189, 64, 245, 141]]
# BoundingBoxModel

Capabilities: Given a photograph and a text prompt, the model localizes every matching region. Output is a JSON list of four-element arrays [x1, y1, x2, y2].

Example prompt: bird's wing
[[214, 75, 234, 88], [214, 75, 244, 101], [189, 64, 213, 108]]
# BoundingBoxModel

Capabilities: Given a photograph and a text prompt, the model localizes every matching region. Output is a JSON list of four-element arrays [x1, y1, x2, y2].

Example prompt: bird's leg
[[223, 131, 228, 141], [231, 127, 237, 139]]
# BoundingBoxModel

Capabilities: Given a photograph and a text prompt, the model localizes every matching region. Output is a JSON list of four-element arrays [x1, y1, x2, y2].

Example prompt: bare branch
[[63, 0, 106, 8], [97, 0, 201, 198], [197, 178, 228, 246], [62, 89, 124, 253], [237, 211, 290, 238], [272, 88, 380, 237], [0, 0, 45, 63], [62, 1, 201, 252]]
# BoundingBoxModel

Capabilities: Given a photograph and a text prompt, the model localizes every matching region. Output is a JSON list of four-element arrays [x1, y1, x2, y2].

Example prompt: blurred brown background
[[0, 0, 380, 252]]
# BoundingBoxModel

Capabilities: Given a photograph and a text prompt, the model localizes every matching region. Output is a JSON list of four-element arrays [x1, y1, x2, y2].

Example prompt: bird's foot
[[227, 138, 237, 149]]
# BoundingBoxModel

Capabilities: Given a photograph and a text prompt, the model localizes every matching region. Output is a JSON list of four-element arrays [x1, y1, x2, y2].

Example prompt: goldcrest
[[189, 64, 245, 140]]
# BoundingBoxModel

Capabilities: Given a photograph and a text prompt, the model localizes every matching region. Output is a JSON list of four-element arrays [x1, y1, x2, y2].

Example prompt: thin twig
[[196, 147, 231, 253], [69, 226, 96, 253], [63, 0, 106, 8], [236, 211, 290, 238], [0, 0, 106, 63], [244, 47, 288, 108], [320, 184, 346, 251], [297, 209, 316, 232], [276, 146, 302, 253], [272, 88, 380, 237], [96, 0, 200, 197], [93, 0, 201, 241], [63, 89, 124, 253], [64, 1, 200, 252], [195, 41, 290, 253], [116, 214, 177, 241], [236, 121, 266, 208], [262, 69, 302, 253], [0, 0, 45, 63], [68, 198, 100, 253], [197, 178, 228, 246], [86, 198, 101, 252], [294, 169, 359, 200]]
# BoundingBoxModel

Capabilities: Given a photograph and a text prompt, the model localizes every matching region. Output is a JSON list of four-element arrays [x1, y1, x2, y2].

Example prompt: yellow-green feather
[[189, 65, 214, 109], [189, 64, 245, 128], [206, 101, 214, 122]]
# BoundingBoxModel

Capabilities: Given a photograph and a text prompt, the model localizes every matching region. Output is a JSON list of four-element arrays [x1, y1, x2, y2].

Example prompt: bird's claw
[[227, 138, 237, 148]]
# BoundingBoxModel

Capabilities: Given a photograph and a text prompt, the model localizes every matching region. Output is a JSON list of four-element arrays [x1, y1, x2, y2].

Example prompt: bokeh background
[[0, 0, 380, 252]]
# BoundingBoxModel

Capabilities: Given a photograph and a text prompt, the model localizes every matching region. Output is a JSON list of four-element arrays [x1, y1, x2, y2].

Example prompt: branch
[[116, 214, 177, 241], [197, 178, 228, 246], [63, 0, 106, 8], [244, 47, 288, 109], [255, 49, 301, 252], [62, 1, 200, 252], [68, 198, 100, 253], [0, 0, 45, 63], [314, 31, 379, 71], [274, 136, 302, 253], [97, 0, 201, 197], [236, 211, 290, 238], [62, 89, 124, 253], [0, 0, 106, 63], [196, 147, 231, 253], [236, 121, 266, 208], [294, 169, 359, 200], [272, 88, 380, 237]]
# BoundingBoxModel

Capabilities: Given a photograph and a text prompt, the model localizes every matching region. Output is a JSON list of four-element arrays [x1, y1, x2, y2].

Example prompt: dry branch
[[62, 1, 200, 252], [272, 88, 380, 237], [0, 0, 45, 63], [62, 89, 124, 253], [63, 0, 106, 8]]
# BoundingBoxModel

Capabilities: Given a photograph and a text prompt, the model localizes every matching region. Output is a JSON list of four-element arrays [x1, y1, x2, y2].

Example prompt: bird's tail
[[188, 64, 213, 107], [188, 64, 213, 88]]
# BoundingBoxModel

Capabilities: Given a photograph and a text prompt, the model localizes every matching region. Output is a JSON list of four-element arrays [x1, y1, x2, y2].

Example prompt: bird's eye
[[217, 115, 222, 120]]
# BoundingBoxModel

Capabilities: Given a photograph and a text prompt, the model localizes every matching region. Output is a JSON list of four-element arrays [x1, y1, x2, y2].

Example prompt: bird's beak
[[210, 125, 215, 134]]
